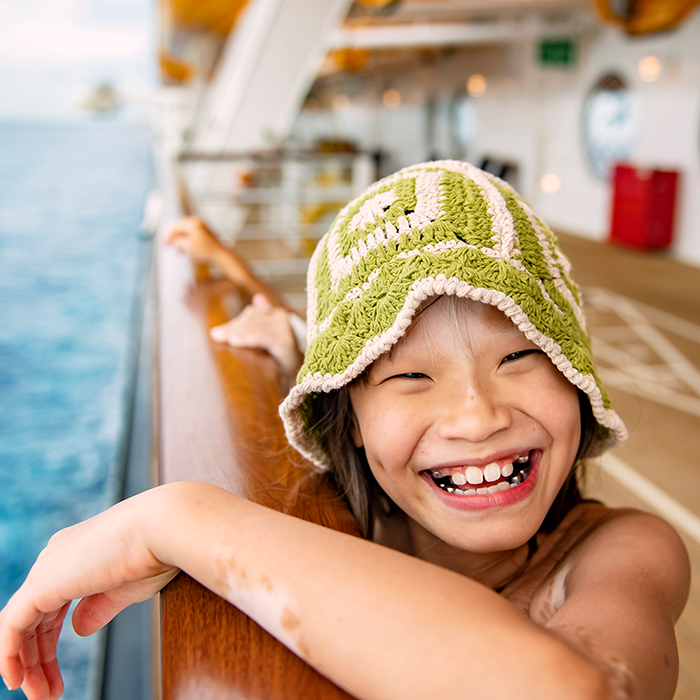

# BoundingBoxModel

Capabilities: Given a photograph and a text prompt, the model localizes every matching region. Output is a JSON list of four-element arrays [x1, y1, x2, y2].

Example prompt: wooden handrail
[[156, 238, 360, 699]]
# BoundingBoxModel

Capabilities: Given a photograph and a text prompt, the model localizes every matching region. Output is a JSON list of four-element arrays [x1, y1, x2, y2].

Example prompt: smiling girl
[[0, 161, 690, 700]]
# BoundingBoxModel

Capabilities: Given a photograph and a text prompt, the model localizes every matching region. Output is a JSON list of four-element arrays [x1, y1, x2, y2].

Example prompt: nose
[[436, 378, 512, 443]]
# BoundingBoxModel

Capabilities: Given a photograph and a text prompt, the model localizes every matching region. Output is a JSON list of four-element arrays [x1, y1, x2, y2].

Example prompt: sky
[[0, 0, 155, 122]]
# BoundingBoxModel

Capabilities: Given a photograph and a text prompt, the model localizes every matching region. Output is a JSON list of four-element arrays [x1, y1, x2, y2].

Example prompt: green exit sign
[[539, 38, 576, 67]]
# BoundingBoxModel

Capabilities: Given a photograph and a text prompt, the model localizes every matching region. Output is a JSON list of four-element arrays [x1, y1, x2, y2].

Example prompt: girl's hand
[[0, 491, 178, 700], [210, 293, 304, 387], [164, 217, 289, 308], [165, 216, 225, 266]]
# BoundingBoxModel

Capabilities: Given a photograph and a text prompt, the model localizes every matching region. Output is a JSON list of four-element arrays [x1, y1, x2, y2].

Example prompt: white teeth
[[441, 481, 511, 496], [451, 471, 467, 486], [466, 466, 483, 485], [484, 463, 500, 482], [437, 458, 529, 495], [454, 488, 478, 496]]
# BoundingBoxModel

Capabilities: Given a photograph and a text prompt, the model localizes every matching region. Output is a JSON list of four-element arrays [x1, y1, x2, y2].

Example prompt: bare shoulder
[[541, 508, 691, 700], [567, 508, 690, 619]]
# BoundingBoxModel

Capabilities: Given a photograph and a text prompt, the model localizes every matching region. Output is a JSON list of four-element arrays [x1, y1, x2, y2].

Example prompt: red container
[[609, 164, 679, 250]]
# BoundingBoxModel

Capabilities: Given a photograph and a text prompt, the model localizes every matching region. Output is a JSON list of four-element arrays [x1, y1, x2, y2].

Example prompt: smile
[[425, 452, 533, 496]]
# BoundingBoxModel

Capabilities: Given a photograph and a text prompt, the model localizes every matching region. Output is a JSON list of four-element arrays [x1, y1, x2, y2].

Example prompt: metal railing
[[176, 149, 373, 277]]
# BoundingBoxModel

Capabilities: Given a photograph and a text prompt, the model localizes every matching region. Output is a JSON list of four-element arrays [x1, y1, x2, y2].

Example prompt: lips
[[420, 451, 540, 509]]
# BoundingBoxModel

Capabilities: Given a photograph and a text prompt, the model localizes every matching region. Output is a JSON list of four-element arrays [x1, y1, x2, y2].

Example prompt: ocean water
[[0, 122, 153, 699]]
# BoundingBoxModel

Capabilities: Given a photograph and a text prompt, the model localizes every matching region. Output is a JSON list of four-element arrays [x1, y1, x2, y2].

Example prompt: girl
[[0, 161, 690, 700]]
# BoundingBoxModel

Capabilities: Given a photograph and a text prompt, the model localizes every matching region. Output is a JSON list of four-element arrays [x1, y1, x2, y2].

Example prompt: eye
[[391, 372, 428, 380], [500, 349, 542, 364]]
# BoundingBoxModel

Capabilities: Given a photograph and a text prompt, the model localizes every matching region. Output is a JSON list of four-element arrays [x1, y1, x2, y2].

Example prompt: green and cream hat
[[279, 160, 627, 470]]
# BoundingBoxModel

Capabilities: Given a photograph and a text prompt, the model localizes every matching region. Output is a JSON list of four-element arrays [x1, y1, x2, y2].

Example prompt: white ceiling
[[348, 0, 592, 23], [398, 0, 589, 8], [339, 0, 596, 51]]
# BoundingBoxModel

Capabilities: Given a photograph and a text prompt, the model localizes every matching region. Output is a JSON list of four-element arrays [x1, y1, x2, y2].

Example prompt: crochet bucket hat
[[279, 160, 627, 470]]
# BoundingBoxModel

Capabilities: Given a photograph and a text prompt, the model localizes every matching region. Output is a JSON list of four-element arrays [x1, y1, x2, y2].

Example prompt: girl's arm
[[165, 217, 304, 383], [164, 216, 287, 308], [0, 482, 688, 700]]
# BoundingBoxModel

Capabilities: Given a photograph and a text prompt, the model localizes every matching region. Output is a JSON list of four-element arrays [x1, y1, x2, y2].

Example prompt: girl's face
[[349, 297, 581, 554]]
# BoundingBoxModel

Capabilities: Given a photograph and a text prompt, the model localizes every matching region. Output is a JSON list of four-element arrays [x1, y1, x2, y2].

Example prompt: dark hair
[[308, 387, 599, 539]]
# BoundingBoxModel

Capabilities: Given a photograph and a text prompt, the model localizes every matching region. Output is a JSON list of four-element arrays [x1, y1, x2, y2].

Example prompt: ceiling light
[[382, 88, 401, 109], [638, 55, 661, 82], [540, 173, 561, 194], [467, 74, 487, 98]]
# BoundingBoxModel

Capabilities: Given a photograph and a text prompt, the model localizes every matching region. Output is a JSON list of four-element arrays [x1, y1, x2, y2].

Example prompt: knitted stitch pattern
[[279, 160, 627, 471]]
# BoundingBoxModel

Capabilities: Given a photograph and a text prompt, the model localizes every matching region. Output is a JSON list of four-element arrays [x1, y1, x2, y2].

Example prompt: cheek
[[361, 411, 405, 460], [348, 387, 370, 449], [519, 365, 581, 445], [350, 415, 363, 448], [544, 379, 581, 456], [354, 405, 418, 475]]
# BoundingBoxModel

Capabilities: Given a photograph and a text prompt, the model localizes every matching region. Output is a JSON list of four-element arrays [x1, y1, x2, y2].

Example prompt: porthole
[[452, 95, 478, 152], [582, 73, 638, 181]]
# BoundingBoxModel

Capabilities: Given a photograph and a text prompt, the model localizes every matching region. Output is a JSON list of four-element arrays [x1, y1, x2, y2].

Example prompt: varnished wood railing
[[156, 235, 360, 699]]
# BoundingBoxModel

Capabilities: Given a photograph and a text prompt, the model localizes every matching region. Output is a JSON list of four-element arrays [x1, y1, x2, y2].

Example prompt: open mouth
[[425, 452, 534, 496]]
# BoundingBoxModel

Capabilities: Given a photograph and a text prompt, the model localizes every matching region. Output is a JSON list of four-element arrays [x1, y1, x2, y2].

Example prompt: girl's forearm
[[211, 245, 287, 308], [151, 482, 606, 700]]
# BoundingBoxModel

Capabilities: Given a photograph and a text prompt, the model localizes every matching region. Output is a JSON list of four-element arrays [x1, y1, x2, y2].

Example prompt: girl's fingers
[[18, 659, 63, 700], [210, 314, 259, 344], [42, 657, 65, 700], [1, 652, 25, 694], [209, 303, 301, 382], [19, 659, 63, 700], [0, 489, 178, 697], [19, 624, 58, 700], [163, 228, 181, 245], [209, 321, 234, 342], [0, 608, 23, 690], [251, 293, 271, 308], [19, 629, 40, 677], [36, 605, 68, 663], [164, 226, 192, 246], [18, 661, 50, 700], [0, 598, 69, 698], [73, 569, 179, 637], [174, 238, 192, 254], [72, 593, 129, 637], [20, 629, 54, 699], [164, 228, 195, 254]]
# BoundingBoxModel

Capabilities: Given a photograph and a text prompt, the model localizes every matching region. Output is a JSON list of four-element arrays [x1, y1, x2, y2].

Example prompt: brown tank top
[[499, 502, 629, 615]]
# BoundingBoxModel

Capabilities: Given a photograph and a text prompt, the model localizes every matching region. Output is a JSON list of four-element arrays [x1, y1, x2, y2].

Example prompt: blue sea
[[0, 122, 153, 699]]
